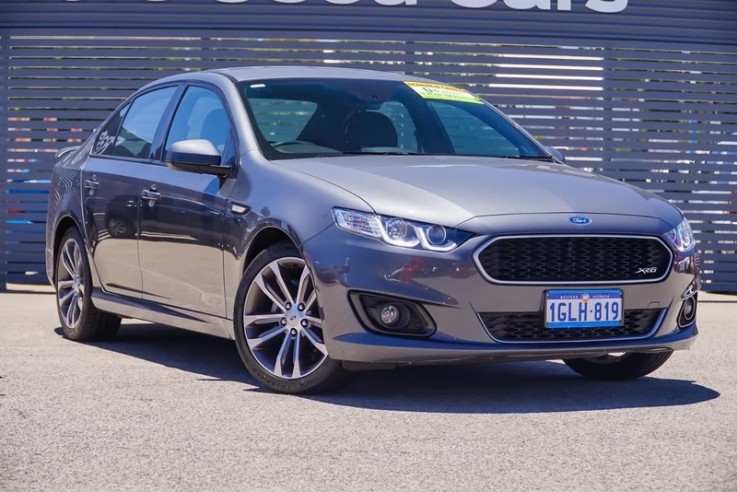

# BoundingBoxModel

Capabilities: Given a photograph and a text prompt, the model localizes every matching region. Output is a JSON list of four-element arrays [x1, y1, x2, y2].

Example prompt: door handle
[[141, 189, 161, 202]]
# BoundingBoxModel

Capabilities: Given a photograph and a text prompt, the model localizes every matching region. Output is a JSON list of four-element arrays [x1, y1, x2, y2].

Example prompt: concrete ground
[[1, 288, 735, 491]]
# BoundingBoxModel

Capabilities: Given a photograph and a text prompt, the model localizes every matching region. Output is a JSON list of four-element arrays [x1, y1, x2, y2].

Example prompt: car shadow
[[56, 323, 720, 414], [314, 363, 719, 414], [55, 323, 252, 384]]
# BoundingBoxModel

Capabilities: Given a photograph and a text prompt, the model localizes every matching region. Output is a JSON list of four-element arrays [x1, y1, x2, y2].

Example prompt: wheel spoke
[[295, 266, 311, 306], [61, 244, 76, 277], [243, 313, 284, 327], [247, 325, 287, 349], [66, 293, 79, 326], [273, 334, 292, 378], [304, 291, 317, 312], [270, 263, 294, 306], [305, 316, 322, 328], [254, 275, 286, 312], [292, 333, 302, 378], [303, 327, 328, 355], [57, 279, 74, 290], [73, 243, 83, 273], [59, 288, 75, 306]]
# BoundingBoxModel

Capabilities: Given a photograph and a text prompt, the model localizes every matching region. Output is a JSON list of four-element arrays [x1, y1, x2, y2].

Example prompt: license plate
[[545, 289, 623, 329]]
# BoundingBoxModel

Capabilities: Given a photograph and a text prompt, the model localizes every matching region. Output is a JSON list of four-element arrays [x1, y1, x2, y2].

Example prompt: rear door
[[81, 86, 178, 298], [137, 84, 236, 317]]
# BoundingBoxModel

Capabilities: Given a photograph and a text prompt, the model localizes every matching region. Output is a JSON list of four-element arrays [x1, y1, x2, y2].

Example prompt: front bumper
[[304, 221, 699, 365]]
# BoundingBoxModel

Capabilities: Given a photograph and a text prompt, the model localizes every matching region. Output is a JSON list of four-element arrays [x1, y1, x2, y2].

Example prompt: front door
[[138, 85, 236, 317]]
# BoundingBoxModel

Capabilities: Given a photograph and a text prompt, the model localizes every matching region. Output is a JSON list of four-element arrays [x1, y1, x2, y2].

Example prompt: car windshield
[[238, 78, 549, 160]]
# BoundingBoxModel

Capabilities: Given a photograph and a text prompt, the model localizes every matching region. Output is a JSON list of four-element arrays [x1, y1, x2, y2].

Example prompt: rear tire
[[233, 242, 355, 394], [55, 228, 121, 341], [564, 351, 673, 380]]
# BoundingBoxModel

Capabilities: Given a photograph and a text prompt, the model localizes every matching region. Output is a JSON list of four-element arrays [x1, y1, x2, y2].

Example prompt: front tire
[[55, 228, 121, 341], [234, 242, 355, 394], [563, 351, 673, 380]]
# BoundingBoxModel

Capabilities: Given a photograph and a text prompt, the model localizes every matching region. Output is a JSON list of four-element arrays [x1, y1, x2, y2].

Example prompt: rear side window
[[100, 86, 177, 160], [94, 104, 129, 155]]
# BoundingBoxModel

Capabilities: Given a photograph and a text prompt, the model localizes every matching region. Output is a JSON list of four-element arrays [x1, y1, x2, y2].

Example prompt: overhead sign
[[62, 0, 630, 14]]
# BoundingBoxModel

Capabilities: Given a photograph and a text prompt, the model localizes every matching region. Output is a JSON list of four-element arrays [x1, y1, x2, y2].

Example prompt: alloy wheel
[[242, 257, 328, 379], [56, 237, 85, 329]]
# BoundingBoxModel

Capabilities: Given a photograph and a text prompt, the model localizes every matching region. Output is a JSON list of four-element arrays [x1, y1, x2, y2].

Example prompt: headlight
[[665, 218, 695, 253], [332, 208, 471, 252]]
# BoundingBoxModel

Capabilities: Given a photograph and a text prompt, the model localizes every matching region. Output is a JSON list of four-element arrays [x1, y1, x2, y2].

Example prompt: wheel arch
[[51, 215, 85, 283], [242, 226, 299, 273]]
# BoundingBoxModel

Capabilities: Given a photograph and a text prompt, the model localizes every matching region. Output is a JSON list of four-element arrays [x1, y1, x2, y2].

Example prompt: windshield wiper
[[495, 155, 555, 162], [338, 150, 423, 156]]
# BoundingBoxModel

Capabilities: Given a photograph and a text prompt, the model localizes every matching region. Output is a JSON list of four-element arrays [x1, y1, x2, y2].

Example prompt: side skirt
[[91, 289, 234, 340]]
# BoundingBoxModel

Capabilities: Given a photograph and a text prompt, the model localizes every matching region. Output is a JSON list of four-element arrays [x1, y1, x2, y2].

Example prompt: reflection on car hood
[[276, 155, 682, 228]]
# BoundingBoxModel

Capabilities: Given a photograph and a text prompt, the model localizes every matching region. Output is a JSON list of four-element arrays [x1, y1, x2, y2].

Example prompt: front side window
[[101, 86, 177, 160], [238, 78, 547, 160], [165, 86, 234, 155]]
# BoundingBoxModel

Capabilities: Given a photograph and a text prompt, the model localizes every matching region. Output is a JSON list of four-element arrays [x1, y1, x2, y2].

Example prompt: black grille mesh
[[477, 236, 671, 283], [479, 309, 661, 342]]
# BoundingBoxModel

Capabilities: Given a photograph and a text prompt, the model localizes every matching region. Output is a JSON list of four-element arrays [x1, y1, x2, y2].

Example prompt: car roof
[[216, 66, 429, 82], [144, 66, 434, 89]]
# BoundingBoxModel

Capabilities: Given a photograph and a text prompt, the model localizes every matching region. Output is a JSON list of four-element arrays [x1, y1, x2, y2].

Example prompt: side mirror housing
[[545, 146, 566, 163], [167, 139, 231, 177]]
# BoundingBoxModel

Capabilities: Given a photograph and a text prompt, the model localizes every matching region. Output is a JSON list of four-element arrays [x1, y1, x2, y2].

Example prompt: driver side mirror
[[167, 139, 231, 177]]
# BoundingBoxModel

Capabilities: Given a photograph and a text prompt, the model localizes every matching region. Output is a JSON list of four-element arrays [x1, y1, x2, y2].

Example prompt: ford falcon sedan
[[46, 66, 700, 393]]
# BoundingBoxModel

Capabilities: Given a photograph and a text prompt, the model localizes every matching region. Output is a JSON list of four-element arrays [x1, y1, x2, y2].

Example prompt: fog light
[[350, 292, 436, 337], [379, 304, 401, 326], [677, 294, 698, 328]]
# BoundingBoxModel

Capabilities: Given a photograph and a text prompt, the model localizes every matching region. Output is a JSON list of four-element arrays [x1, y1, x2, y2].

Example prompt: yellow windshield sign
[[405, 81, 484, 104]]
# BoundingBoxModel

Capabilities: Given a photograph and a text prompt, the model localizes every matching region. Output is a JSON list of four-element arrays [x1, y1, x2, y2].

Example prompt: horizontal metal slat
[[8, 78, 153, 90], [9, 99, 126, 110], [3, 252, 48, 263], [5, 109, 117, 120], [8, 88, 139, 99], [0, 273, 48, 284], [485, 98, 737, 114], [8, 58, 208, 69]]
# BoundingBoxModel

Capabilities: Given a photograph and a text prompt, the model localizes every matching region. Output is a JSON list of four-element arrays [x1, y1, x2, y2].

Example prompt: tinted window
[[107, 86, 177, 160], [377, 101, 418, 152], [94, 104, 129, 155], [239, 78, 547, 160], [429, 101, 520, 157], [248, 98, 317, 143], [165, 86, 234, 155]]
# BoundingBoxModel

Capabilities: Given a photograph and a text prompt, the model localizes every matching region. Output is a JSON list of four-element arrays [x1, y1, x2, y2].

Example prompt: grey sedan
[[45, 67, 700, 393]]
